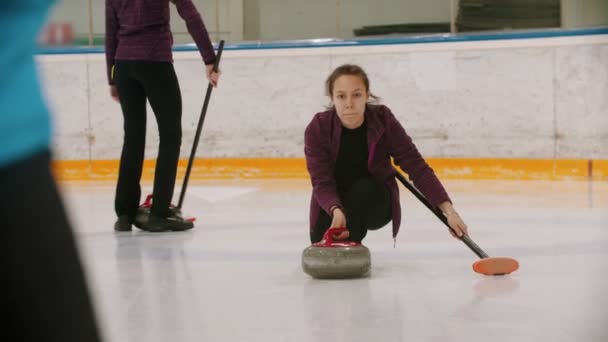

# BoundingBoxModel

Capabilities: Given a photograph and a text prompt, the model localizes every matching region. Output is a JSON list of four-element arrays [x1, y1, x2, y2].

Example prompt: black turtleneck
[[334, 121, 370, 192]]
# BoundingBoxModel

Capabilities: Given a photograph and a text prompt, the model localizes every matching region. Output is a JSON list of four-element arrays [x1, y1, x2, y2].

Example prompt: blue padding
[[36, 27, 608, 55]]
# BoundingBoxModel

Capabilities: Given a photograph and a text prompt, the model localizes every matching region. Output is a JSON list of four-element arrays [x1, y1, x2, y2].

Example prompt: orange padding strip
[[593, 160, 608, 180], [51, 158, 608, 182]]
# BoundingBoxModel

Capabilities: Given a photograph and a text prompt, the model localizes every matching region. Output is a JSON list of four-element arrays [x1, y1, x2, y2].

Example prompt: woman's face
[[331, 75, 369, 129]]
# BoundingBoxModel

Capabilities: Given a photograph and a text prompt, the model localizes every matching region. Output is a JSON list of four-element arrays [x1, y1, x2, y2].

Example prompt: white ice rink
[[60, 179, 608, 342]]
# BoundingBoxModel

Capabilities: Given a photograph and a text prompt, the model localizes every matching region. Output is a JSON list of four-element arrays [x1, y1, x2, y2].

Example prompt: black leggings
[[114, 61, 182, 218], [1, 151, 101, 342], [311, 177, 392, 243]]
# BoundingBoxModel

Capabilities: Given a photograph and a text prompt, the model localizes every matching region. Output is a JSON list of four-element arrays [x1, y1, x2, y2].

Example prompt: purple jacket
[[304, 104, 451, 238], [105, 0, 216, 84]]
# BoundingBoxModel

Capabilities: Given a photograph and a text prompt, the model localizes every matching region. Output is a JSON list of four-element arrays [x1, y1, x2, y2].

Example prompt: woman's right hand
[[206, 64, 221, 87], [329, 207, 349, 240]]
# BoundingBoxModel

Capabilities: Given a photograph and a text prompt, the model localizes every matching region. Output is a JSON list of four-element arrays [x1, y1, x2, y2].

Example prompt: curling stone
[[302, 227, 371, 279]]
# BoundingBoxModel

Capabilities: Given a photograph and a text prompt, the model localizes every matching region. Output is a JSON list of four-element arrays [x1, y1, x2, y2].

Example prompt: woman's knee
[[159, 124, 182, 147]]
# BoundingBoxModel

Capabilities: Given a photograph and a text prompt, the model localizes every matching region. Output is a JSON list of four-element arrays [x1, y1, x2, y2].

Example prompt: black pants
[[1, 151, 101, 342], [114, 61, 182, 218], [311, 177, 392, 243]]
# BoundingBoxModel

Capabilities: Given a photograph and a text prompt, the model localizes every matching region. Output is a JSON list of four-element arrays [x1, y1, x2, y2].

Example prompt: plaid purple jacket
[[105, 0, 216, 85], [304, 104, 451, 238]]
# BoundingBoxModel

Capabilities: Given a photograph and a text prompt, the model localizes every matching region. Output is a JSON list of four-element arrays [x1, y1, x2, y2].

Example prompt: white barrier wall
[[38, 34, 608, 161]]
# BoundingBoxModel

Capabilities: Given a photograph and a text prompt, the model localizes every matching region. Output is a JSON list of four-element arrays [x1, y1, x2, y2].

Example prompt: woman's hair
[[325, 64, 380, 104]]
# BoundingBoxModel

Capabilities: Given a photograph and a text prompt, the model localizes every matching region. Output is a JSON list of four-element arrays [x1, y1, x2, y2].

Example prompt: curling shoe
[[139, 212, 194, 232], [114, 215, 132, 232]]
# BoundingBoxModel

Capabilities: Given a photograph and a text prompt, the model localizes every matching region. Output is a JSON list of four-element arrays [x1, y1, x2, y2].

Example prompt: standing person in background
[[106, 0, 221, 232], [1, 1, 103, 341], [304, 64, 469, 244]]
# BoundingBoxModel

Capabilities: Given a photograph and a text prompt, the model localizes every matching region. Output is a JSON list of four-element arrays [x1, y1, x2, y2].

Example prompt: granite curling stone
[[302, 227, 371, 279]]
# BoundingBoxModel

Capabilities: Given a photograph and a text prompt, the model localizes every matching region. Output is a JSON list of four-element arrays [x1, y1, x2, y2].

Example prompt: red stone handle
[[142, 194, 154, 208], [319, 227, 348, 246]]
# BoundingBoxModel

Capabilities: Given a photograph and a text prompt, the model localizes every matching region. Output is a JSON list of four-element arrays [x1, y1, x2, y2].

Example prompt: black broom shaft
[[394, 169, 488, 259], [178, 40, 225, 209]]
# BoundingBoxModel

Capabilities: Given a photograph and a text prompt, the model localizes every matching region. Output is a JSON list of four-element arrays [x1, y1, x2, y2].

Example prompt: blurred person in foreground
[[1, 1, 103, 341]]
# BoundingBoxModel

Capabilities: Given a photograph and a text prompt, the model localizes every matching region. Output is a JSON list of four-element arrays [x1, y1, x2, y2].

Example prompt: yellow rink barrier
[[51, 158, 608, 182]]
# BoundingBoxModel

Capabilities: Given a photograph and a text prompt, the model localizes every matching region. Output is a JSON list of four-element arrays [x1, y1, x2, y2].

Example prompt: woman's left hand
[[446, 211, 468, 239], [438, 201, 469, 239], [109, 85, 119, 102]]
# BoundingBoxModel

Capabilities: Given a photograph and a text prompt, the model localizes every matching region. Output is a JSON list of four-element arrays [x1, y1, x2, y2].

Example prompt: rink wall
[[38, 28, 608, 181]]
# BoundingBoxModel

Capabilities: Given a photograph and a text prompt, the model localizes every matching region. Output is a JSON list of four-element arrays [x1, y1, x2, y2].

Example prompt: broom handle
[[393, 169, 488, 259], [178, 40, 225, 209]]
